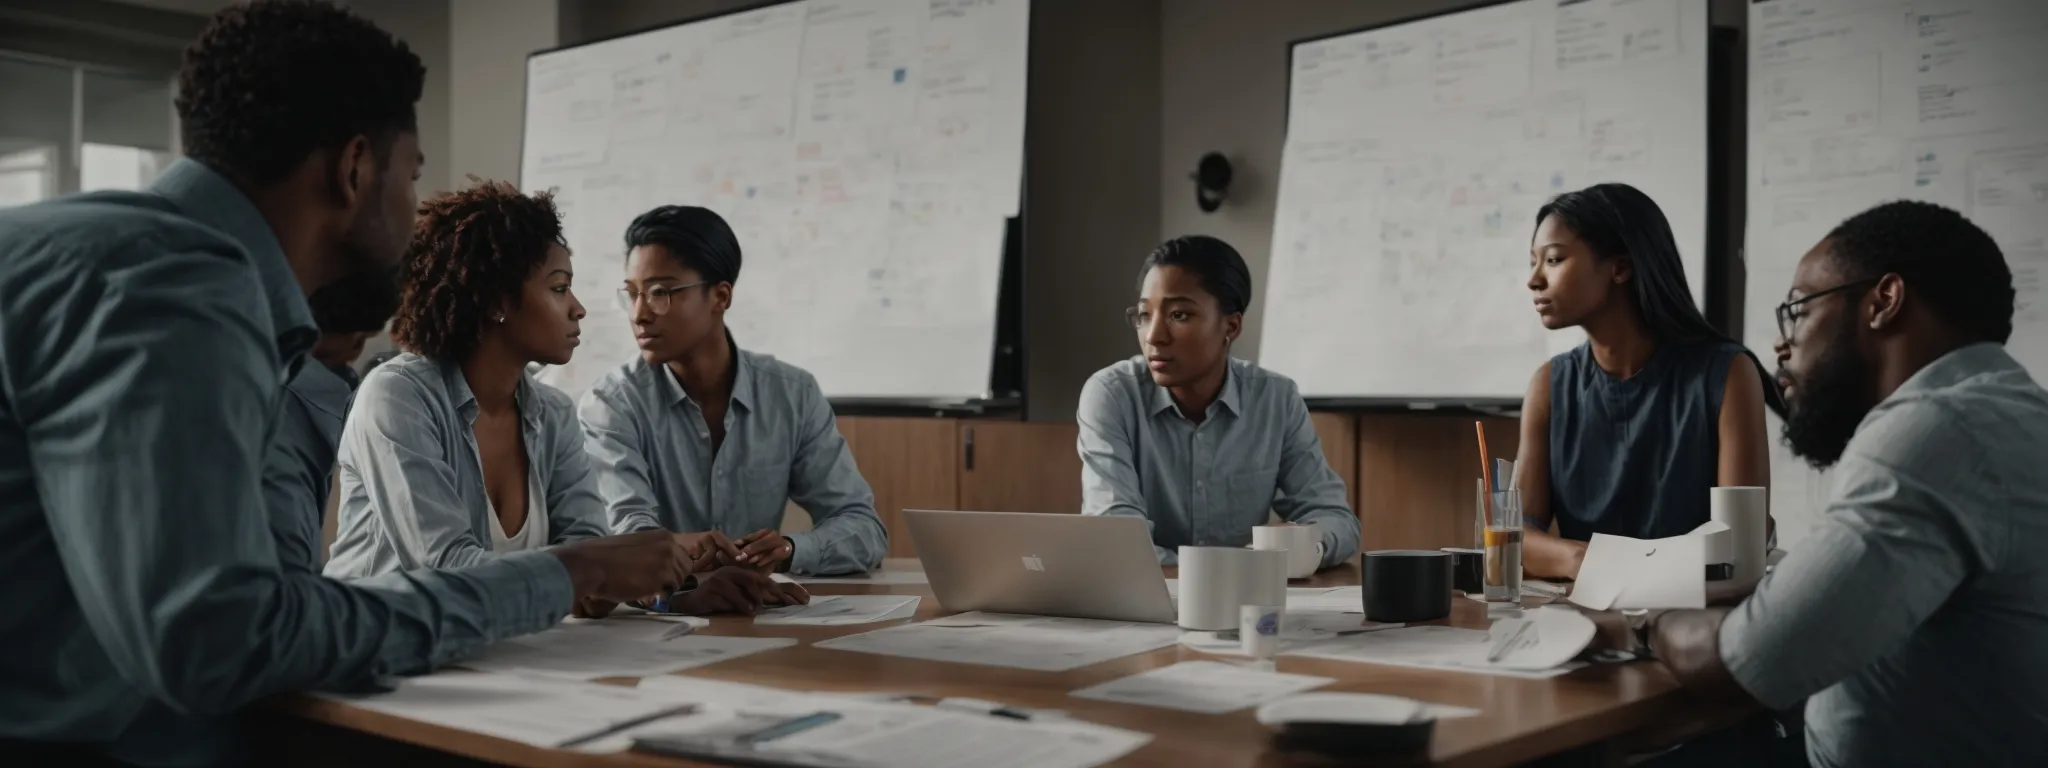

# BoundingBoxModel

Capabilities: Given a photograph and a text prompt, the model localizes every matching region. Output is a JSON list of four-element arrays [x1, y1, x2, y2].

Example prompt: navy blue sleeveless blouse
[[1546, 339, 1750, 541]]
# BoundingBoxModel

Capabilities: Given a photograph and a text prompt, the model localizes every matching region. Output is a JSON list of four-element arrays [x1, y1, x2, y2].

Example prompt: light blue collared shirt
[[1077, 357, 1361, 567], [0, 159, 573, 765], [578, 347, 886, 576], [265, 362, 356, 573], [327, 353, 611, 577], [1719, 343, 2048, 768]]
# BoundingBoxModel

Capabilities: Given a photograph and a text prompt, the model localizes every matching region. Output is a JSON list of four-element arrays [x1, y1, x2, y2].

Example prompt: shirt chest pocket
[[1223, 468, 1279, 516]]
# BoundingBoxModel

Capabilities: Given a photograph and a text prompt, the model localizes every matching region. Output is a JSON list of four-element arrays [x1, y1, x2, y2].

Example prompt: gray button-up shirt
[[1720, 343, 2048, 768], [0, 159, 572, 765], [578, 350, 886, 576], [327, 353, 612, 578], [265, 362, 356, 573], [1077, 356, 1360, 567]]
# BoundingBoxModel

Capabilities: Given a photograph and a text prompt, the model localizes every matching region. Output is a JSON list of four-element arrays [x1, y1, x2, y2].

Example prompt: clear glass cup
[[1483, 489, 1523, 602]]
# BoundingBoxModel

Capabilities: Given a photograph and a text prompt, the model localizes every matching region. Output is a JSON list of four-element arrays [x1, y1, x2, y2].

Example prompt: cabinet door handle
[[964, 426, 976, 471]]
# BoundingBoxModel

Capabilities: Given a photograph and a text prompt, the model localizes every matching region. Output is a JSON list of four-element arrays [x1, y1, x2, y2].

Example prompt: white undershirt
[[488, 466, 549, 553]]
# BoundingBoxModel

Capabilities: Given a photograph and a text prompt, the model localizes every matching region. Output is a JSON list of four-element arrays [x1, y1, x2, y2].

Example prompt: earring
[[495, 315, 506, 323]]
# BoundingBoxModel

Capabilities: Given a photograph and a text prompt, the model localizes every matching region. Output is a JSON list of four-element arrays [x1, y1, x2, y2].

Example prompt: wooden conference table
[[272, 558, 1728, 767]]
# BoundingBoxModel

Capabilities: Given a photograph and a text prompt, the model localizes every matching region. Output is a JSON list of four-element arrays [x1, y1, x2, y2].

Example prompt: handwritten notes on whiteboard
[[1262, 0, 1709, 400], [521, 0, 1028, 401], [1744, 0, 2048, 548]]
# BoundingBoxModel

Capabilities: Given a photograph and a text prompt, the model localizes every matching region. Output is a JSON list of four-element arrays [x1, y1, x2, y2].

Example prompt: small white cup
[[1240, 604, 1284, 659], [1252, 525, 1320, 580]]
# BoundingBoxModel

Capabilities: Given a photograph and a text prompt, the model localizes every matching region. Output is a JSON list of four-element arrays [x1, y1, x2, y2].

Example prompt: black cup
[[1441, 547, 1485, 594], [1363, 549, 1452, 623]]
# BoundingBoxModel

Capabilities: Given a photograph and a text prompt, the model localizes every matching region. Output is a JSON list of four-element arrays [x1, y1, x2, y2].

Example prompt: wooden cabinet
[[829, 412, 1517, 560], [957, 420, 1083, 513], [1309, 412, 1359, 513], [1356, 414, 1519, 552], [838, 416, 958, 556]]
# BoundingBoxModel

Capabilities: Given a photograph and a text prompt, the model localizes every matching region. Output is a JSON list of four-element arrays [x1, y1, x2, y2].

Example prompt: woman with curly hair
[[324, 180, 803, 617], [324, 179, 608, 578]]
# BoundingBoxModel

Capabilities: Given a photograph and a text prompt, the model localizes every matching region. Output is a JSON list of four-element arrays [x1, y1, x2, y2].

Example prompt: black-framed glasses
[[1776, 277, 1880, 342], [617, 281, 710, 315]]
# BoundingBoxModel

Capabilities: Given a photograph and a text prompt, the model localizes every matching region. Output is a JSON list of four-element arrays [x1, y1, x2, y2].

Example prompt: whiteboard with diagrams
[[1261, 0, 1711, 401], [520, 0, 1028, 401], [1743, 0, 2048, 548]]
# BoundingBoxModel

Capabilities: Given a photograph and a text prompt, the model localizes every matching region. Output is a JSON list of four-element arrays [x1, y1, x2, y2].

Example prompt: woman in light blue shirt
[[1077, 235, 1360, 567], [326, 180, 612, 580], [579, 206, 887, 576]]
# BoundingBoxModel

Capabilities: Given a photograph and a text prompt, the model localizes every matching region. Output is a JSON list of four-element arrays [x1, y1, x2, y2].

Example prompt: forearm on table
[[1649, 607, 1755, 704]]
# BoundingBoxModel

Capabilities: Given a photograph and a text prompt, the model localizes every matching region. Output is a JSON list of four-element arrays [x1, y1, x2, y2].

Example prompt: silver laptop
[[904, 510, 1176, 624]]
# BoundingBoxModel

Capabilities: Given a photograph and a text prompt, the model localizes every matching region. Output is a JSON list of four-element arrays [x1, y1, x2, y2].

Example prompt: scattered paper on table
[[1282, 624, 1583, 679], [459, 619, 796, 680], [1462, 580, 1569, 602], [792, 570, 930, 586], [634, 692, 1150, 768], [318, 670, 701, 753], [755, 595, 921, 625], [1568, 532, 1705, 610], [1070, 660, 1333, 714], [814, 611, 1179, 672], [1287, 586, 1363, 613]]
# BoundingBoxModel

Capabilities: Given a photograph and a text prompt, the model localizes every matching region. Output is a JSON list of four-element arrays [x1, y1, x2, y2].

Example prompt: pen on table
[[734, 711, 843, 746], [660, 621, 697, 641], [556, 703, 700, 749]]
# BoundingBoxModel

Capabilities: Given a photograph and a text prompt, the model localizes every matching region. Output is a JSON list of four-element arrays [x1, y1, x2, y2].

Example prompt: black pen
[[556, 703, 700, 749]]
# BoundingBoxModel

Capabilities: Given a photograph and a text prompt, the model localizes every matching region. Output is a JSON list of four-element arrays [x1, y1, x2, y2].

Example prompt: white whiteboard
[[520, 0, 1028, 401], [1742, 0, 2048, 548], [1261, 0, 1711, 400]]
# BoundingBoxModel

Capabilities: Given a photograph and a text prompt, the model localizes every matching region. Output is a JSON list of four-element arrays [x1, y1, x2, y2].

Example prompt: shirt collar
[[1148, 358, 1243, 419], [148, 158, 318, 368], [657, 330, 756, 412], [1890, 342, 2022, 399], [285, 361, 355, 420], [441, 357, 544, 428]]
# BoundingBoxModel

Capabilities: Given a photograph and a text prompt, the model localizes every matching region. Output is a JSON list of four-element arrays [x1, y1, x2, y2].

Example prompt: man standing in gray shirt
[[0, 3, 695, 764], [1594, 200, 2048, 767]]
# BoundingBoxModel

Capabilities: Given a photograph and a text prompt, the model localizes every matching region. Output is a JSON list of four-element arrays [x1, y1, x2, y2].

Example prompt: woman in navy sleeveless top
[[1516, 184, 1780, 579]]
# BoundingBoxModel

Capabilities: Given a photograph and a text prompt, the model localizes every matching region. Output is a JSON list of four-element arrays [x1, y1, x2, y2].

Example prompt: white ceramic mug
[[1252, 524, 1320, 580]]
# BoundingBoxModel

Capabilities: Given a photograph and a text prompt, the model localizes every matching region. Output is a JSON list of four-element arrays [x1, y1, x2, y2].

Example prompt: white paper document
[[633, 695, 1150, 768], [1070, 661, 1333, 714], [756, 595, 921, 625], [814, 612, 1180, 672], [320, 670, 702, 753], [793, 570, 931, 586], [1286, 586, 1364, 613], [460, 619, 797, 680], [1568, 531, 1707, 610], [1282, 620, 1585, 680]]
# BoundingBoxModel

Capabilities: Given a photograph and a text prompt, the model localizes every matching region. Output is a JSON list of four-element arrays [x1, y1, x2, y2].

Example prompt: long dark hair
[[1535, 183, 1786, 415]]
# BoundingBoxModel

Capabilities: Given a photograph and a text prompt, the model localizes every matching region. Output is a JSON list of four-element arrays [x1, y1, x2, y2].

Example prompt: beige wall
[[449, 0, 561, 187]]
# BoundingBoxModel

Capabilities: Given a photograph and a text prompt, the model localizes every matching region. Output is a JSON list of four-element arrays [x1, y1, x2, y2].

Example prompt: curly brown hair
[[391, 178, 565, 362]]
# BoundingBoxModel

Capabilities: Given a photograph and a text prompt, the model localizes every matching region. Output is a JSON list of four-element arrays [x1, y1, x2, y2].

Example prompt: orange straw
[[1475, 421, 1495, 520]]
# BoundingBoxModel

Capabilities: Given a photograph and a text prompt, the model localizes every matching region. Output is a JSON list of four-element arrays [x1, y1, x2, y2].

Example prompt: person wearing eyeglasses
[[1517, 183, 1779, 580], [577, 205, 887, 577], [1077, 235, 1360, 568], [1585, 200, 2048, 768], [326, 183, 803, 616]]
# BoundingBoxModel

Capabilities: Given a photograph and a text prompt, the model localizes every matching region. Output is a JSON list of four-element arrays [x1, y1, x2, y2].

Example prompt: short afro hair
[[1140, 235, 1253, 315], [310, 266, 401, 335], [177, 0, 424, 184], [391, 179, 566, 362], [1826, 200, 2014, 344], [624, 206, 743, 285]]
